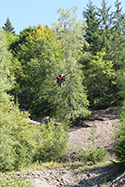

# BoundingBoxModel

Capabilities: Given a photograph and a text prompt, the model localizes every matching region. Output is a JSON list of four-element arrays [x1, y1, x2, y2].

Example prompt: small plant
[[79, 126, 108, 164], [33, 118, 69, 162], [113, 102, 125, 165], [113, 123, 125, 165], [88, 125, 101, 147], [0, 173, 33, 187]]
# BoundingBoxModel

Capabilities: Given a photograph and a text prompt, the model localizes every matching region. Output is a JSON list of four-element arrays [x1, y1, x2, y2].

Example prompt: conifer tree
[[111, 0, 125, 70], [2, 17, 15, 33], [98, 0, 113, 57], [82, 0, 123, 108], [83, 0, 102, 55], [48, 7, 90, 121]]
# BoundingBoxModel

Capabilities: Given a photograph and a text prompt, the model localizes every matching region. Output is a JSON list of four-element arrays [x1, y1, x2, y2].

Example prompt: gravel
[[1, 107, 125, 187]]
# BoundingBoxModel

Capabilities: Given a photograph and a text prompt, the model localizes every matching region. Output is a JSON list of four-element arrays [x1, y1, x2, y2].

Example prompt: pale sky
[[0, 0, 125, 34]]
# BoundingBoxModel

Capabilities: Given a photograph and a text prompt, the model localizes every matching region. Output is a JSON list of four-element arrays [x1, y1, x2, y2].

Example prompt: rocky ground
[[30, 107, 124, 187], [1, 107, 125, 187]]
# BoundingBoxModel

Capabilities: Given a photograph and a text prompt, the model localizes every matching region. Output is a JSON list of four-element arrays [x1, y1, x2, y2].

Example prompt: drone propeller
[[51, 70, 57, 76], [65, 70, 73, 77]]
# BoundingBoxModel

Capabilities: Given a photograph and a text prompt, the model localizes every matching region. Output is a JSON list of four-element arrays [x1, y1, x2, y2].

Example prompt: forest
[[1, 0, 125, 175]]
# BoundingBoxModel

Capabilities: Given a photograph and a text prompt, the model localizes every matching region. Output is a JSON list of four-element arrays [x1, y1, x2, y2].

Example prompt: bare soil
[[68, 106, 120, 160], [30, 106, 125, 187], [2, 107, 124, 187]]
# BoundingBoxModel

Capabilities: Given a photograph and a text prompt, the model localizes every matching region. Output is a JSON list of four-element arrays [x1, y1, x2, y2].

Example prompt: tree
[[84, 50, 116, 109], [83, 0, 102, 55], [0, 28, 39, 171], [82, 0, 124, 109], [110, 0, 125, 70], [2, 17, 15, 33], [10, 25, 55, 118], [0, 28, 15, 105], [48, 7, 90, 121]]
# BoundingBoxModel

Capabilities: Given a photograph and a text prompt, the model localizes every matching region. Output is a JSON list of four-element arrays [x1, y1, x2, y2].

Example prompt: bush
[[79, 126, 108, 164], [113, 122, 125, 165], [34, 119, 69, 162], [0, 107, 40, 171], [113, 102, 125, 165], [0, 130, 16, 171], [79, 145, 108, 164]]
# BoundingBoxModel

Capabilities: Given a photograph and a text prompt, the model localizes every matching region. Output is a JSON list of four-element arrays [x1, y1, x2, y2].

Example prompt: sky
[[0, 0, 125, 34]]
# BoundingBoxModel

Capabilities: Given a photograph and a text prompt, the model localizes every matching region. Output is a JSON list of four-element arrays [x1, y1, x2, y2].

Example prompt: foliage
[[0, 29, 40, 171], [0, 107, 41, 171], [47, 7, 90, 121], [110, 0, 125, 71], [113, 102, 125, 165], [33, 119, 68, 162], [82, 0, 125, 109], [0, 173, 33, 187], [2, 17, 15, 33], [9, 8, 90, 121], [79, 145, 108, 164], [79, 126, 108, 164], [4, 31, 19, 48], [9, 25, 55, 118], [0, 29, 69, 170], [83, 0, 102, 55], [0, 29, 15, 102], [84, 50, 116, 109]]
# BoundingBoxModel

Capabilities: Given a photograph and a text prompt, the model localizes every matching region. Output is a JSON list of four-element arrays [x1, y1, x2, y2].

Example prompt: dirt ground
[[2, 107, 123, 187], [31, 106, 124, 187], [68, 106, 120, 159]]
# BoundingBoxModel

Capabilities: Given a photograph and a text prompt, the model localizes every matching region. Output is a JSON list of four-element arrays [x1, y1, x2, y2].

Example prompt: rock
[[41, 116, 50, 124], [29, 119, 41, 125], [85, 106, 118, 121]]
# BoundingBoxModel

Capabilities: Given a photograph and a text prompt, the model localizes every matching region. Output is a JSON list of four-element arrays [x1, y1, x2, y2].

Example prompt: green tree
[[83, 0, 102, 55], [9, 25, 55, 117], [2, 17, 15, 33], [0, 28, 39, 171], [34, 119, 68, 162], [82, 0, 124, 109], [110, 0, 125, 71], [0, 29, 15, 105], [85, 50, 116, 109], [98, 0, 112, 49], [48, 7, 90, 121]]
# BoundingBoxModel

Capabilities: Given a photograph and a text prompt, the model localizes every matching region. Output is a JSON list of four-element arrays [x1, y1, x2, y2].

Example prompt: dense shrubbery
[[0, 108, 40, 171], [33, 119, 69, 162], [0, 111, 68, 171]]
